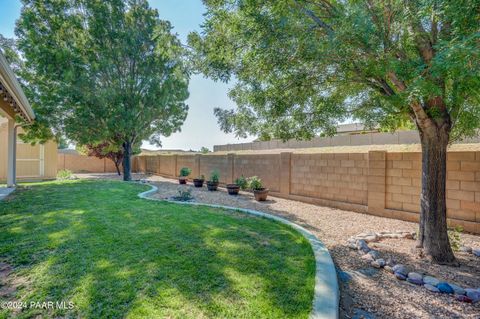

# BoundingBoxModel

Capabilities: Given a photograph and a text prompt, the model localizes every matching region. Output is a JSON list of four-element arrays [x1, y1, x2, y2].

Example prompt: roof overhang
[[0, 51, 35, 122]]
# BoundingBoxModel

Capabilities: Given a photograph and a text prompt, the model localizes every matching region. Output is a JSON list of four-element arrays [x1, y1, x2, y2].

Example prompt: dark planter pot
[[226, 184, 240, 195], [193, 179, 204, 188], [179, 177, 187, 184], [207, 181, 219, 191], [253, 188, 269, 201]]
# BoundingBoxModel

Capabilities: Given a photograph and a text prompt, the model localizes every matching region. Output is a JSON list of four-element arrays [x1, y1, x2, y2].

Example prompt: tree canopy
[[190, 0, 480, 264], [189, 0, 480, 141], [16, 0, 190, 179]]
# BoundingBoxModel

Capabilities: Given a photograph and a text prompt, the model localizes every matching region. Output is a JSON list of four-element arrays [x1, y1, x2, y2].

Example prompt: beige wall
[[57, 153, 126, 174], [291, 153, 368, 205], [214, 130, 480, 152], [137, 151, 480, 234], [383, 152, 480, 230], [0, 124, 57, 181], [234, 154, 281, 192]]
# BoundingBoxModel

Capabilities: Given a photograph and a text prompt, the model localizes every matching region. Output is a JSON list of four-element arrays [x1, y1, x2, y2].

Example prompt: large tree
[[77, 140, 140, 176], [189, 0, 480, 264], [16, 0, 189, 180]]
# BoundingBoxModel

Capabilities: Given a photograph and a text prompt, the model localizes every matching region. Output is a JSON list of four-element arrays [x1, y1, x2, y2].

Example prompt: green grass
[[0, 180, 315, 318]]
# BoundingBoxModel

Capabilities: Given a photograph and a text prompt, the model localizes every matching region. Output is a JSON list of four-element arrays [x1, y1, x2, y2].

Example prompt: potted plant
[[248, 176, 269, 201], [226, 183, 240, 195], [206, 170, 220, 191], [178, 167, 191, 184], [235, 175, 248, 190], [193, 175, 205, 188]]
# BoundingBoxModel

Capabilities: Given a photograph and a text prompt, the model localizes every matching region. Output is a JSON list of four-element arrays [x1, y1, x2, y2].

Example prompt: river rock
[[367, 250, 380, 259], [449, 283, 465, 295], [371, 258, 385, 269], [408, 272, 422, 281], [424, 284, 440, 293], [362, 253, 375, 262], [348, 242, 357, 250], [465, 289, 480, 303], [472, 249, 480, 257], [386, 257, 395, 267], [357, 240, 370, 253], [392, 264, 408, 276], [364, 235, 378, 242], [423, 276, 440, 287], [407, 278, 423, 285], [437, 282, 454, 294], [376, 258, 385, 267], [407, 272, 423, 285], [338, 271, 353, 283], [395, 272, 407, 281], [384, 265, 394, 273], [456, 294, 473, 303]]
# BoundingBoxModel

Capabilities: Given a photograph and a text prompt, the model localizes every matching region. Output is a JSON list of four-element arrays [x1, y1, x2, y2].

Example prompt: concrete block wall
[[385, 152, 422, 213], [234, 154, 281, 192], [144, 156, 158, 174], [177, 155, 198, 178], [199, 154, 233, 184], [159, 155, 176, 177], [382, 151, 480, 233], [290, 153, 368, 205], [214, 130, 480, 152], [58, 154, 110, 173], [137, 150, 480, 234]]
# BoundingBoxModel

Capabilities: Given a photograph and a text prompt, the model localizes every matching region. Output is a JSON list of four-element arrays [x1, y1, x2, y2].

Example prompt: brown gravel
[[78, 173, 480, 319]]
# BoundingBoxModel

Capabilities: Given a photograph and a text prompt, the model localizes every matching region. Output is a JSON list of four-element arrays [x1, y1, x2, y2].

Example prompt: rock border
[[347, 232, 480, 304], [137, 182, 339, 319]]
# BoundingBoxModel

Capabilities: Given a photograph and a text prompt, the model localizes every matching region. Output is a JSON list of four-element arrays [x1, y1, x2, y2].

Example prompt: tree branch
[[294, 0, 334, 34]]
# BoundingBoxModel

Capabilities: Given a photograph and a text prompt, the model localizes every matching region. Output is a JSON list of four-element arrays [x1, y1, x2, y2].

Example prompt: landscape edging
[[137, 183, 339, 319]]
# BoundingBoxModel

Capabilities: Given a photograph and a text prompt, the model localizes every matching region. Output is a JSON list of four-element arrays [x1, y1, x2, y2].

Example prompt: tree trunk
[[114, 160, 121, 176], [122, 141, 132, 181], [417, 126, 456, 264]]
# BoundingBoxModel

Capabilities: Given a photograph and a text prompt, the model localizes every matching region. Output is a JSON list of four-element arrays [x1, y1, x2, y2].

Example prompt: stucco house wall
[[0, 121, 57, 181]]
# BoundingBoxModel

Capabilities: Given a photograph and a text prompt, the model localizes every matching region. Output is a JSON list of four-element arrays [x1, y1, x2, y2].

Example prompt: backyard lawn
[[0, 180, 315, 319]]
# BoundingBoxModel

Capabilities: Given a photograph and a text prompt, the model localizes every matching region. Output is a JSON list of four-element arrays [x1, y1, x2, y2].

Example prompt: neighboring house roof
[[58, 149, 80, 155], [0, 51, 35, 122]]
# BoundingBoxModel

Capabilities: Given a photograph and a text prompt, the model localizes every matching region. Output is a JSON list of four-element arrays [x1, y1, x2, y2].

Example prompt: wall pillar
[[367, 150, 386, 215], [227, 153, 235, 184], [173, 154, 178, 177], [195, 154, 201, 178], [6, 118, 15, 187], [156, 155, 161, 175], [279, 152, 292, 195]]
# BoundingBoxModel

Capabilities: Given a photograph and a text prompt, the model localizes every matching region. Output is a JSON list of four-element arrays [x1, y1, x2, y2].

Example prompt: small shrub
[[172, 189, 193, 201], [448, 225, 463, 252], [196, 175, 205, 180], [235, 175, 248, 190], [209, 170, 220, 183], [179, 167, 192, 177], [248, 176, 263, 190], [57, 169, 73, 180]]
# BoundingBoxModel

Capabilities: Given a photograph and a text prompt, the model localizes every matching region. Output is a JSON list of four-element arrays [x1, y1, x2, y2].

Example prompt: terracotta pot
[[207, 181, 219, 191], [179, 177, 187, 184], [226, 184, 240, 195], [253, 188, 269, 201], [193, 179, 204, 187]]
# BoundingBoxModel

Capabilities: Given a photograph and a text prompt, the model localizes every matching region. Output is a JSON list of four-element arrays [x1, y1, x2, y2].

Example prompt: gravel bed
[[78, 173, 480, 318]]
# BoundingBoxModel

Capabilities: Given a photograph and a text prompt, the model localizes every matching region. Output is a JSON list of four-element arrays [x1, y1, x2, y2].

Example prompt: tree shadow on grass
[[0, 180, 315, 319]]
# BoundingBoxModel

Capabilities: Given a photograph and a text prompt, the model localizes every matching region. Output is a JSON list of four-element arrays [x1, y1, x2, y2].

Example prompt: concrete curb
[[137, 183, 339, 319]]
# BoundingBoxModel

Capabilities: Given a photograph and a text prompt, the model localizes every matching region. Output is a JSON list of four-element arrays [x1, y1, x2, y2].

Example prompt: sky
[[0, 0, 254, 151]]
